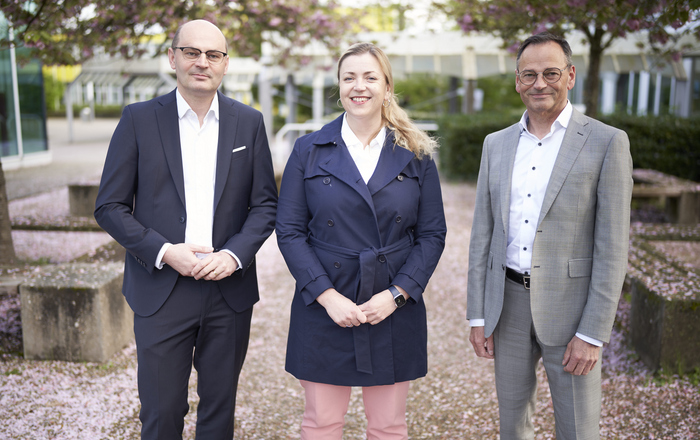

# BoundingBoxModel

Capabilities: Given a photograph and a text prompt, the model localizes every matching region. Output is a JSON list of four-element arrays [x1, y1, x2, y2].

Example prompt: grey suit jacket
[[467, 108, 633, 346]]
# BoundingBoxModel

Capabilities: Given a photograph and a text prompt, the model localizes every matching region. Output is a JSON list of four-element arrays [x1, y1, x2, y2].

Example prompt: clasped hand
[[162, 243, 238, 280], [317, 288, 398, 328]]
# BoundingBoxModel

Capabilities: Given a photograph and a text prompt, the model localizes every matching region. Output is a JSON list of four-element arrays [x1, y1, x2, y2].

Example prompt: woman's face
[[338, 52, 391, 126]]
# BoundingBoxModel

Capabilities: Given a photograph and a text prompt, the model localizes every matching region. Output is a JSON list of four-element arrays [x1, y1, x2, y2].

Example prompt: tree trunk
[[0, 162, 16, 264], [583, 28, 605, 118]]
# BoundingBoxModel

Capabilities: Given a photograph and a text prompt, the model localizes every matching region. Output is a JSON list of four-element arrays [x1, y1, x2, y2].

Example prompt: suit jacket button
[[395, 215, 402, 223], [378, 255, 386, 263], [334, 261, 341, 269], [179, 216, 186, 223], [323, 177, 331, 185], [327, 219, 334, 227]]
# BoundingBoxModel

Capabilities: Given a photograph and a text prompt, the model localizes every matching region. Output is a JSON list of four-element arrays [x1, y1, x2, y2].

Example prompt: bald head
[[172, 20, 227, 53]]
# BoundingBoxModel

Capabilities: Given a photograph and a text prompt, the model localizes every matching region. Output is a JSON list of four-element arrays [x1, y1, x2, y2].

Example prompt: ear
[[168, 48, 176, 70], [515, 69, 522, 94], [567, 65, 576, 91]]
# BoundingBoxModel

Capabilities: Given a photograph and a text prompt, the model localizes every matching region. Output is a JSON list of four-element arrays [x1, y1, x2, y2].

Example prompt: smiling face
[[168, 20, 229, 102], [338, 52, 391, 127], [515, 41, 575, 121]]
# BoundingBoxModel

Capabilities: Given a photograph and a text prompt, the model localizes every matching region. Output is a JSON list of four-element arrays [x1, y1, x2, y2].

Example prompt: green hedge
[[438, 112, 700, 182], [437, 112, 517, 180], [47, 104, 124, 118], [599, 114, 700, 182]]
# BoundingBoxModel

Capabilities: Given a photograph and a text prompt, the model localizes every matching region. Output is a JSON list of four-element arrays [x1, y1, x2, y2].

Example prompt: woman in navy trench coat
[[276, 43, 446, 439]]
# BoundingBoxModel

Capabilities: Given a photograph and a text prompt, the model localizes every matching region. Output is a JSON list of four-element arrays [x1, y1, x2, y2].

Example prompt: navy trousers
[[134, 276, 253, 440]]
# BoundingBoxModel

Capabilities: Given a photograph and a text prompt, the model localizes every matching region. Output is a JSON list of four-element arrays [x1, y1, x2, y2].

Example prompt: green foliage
[[599, 113, 700, 182], [437, 112, 516, 180], [394, 73, 453, 114], [42, 73, 65, 112], [476, 74, 523, 113], [438, 112, 700, 183], [46, 105, 124, 118]]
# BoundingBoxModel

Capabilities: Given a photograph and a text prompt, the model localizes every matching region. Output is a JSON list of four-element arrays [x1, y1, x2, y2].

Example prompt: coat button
[[327, 219, 334, 227], [397, 175, 404, 181], [334, 261, 341, 269], [323, 177, 331, 185], [395, 215, 402, 223], [378, 255, 386, 263], [179, 216, 186, 223]]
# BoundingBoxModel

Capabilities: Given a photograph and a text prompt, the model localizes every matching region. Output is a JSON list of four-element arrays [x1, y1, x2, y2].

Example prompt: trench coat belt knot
[[308, 233, 414, 374]]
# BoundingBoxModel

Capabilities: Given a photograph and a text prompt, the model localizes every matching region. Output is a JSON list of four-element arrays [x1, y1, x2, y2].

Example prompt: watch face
[[395, 294, 406, 308]]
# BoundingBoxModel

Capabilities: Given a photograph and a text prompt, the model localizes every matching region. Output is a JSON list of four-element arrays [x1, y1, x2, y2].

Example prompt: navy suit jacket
[[95, 89, 277, 317]]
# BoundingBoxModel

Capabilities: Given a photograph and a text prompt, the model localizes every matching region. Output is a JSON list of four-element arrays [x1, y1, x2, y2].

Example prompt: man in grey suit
[[467, 32, 632, 439]]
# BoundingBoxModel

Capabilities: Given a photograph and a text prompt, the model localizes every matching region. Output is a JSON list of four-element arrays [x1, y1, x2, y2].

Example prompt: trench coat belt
[[308, 233, 414, 374]]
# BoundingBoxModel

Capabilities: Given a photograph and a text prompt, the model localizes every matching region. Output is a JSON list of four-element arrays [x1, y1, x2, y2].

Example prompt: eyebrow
[[342, 70, 380, 76]]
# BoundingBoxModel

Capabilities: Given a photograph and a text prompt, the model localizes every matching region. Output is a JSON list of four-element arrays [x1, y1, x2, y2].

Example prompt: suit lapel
[[500, 125, 521, 231], [214, 92, 237, 213], [538, 109, 591, 225], [155, 91, 186, 208]]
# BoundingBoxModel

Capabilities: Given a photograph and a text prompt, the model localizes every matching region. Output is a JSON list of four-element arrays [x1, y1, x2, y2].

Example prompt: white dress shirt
[[506, 102, 571, 272], [155, 90, 240, 269], [470, 102, 601, 346], [341, 113, 386, 184]]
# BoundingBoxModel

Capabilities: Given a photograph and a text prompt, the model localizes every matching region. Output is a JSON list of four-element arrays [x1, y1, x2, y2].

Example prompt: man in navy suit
[[95, 19, 277, 439]]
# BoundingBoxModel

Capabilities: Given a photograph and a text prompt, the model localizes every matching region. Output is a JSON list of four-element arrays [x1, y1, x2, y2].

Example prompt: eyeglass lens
[[519, 68, 563, 85], [179, 47, 226, 64]]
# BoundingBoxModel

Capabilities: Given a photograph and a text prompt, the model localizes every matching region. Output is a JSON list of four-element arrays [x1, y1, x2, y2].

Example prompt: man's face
[[515, 41, 575, 119], [168, 21, 229, 100]]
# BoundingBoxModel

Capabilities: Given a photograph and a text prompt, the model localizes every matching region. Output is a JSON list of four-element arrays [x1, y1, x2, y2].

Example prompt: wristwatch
[[388, 285, 406, 308]]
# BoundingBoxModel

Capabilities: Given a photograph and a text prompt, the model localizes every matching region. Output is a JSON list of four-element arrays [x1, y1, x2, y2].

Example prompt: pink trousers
[[300, 380, 410, 440]]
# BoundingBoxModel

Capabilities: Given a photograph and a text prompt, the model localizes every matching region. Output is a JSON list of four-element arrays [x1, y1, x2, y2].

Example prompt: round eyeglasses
[[174, 47, 228, 65], [517, 66, 569, 86]]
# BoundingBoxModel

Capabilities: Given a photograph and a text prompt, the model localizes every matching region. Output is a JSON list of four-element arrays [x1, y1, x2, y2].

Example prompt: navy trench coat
[[276, 115, 447, 386]]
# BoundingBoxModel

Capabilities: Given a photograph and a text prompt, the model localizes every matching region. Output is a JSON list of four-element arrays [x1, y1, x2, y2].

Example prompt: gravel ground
[[1, 182, 699, 439]]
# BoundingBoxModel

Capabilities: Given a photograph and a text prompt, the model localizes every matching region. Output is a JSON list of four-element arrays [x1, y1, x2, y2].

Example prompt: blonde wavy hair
[[337, 42, 438, 159]]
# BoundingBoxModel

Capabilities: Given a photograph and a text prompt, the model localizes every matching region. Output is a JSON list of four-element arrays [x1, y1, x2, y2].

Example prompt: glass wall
[[0, 14, 48, 160], [0, 37, 18, 157]]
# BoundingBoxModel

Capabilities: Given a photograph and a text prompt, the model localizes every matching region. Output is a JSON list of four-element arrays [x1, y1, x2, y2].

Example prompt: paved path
[[2, 119, 698, 439], [4, 118, 116, 200]]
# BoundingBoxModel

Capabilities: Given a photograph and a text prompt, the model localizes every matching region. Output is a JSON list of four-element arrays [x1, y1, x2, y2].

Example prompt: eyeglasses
[[517, 66, 569, 86], [174, 47, 228, 65]]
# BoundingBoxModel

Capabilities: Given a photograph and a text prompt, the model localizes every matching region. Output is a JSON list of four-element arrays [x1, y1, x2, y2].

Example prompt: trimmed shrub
[[599, 114, 700, 182], [438, 112, 700, 182], [437, 112, 518, 180]]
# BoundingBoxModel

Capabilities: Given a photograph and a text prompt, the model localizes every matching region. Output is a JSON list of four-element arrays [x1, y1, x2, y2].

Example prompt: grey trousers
[[493, 278, 602, 440]]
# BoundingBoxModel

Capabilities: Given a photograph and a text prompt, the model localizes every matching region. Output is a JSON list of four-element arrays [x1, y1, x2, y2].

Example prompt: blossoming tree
[[1, 0, 355, 64], [0, 0, 357, 263], [435, 0, 700, 117]]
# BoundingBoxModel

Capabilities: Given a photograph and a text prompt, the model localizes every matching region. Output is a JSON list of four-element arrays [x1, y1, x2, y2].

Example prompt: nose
[[353, 79, 366, 91], [532, 72, 548, 89], [194, 53, 210, 67]]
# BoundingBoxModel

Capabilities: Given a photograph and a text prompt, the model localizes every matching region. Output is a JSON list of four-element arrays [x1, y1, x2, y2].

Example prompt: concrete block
[[20, 262, 133, 363], [630, 277, 700, 373], [68, 183, 100, 217]]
